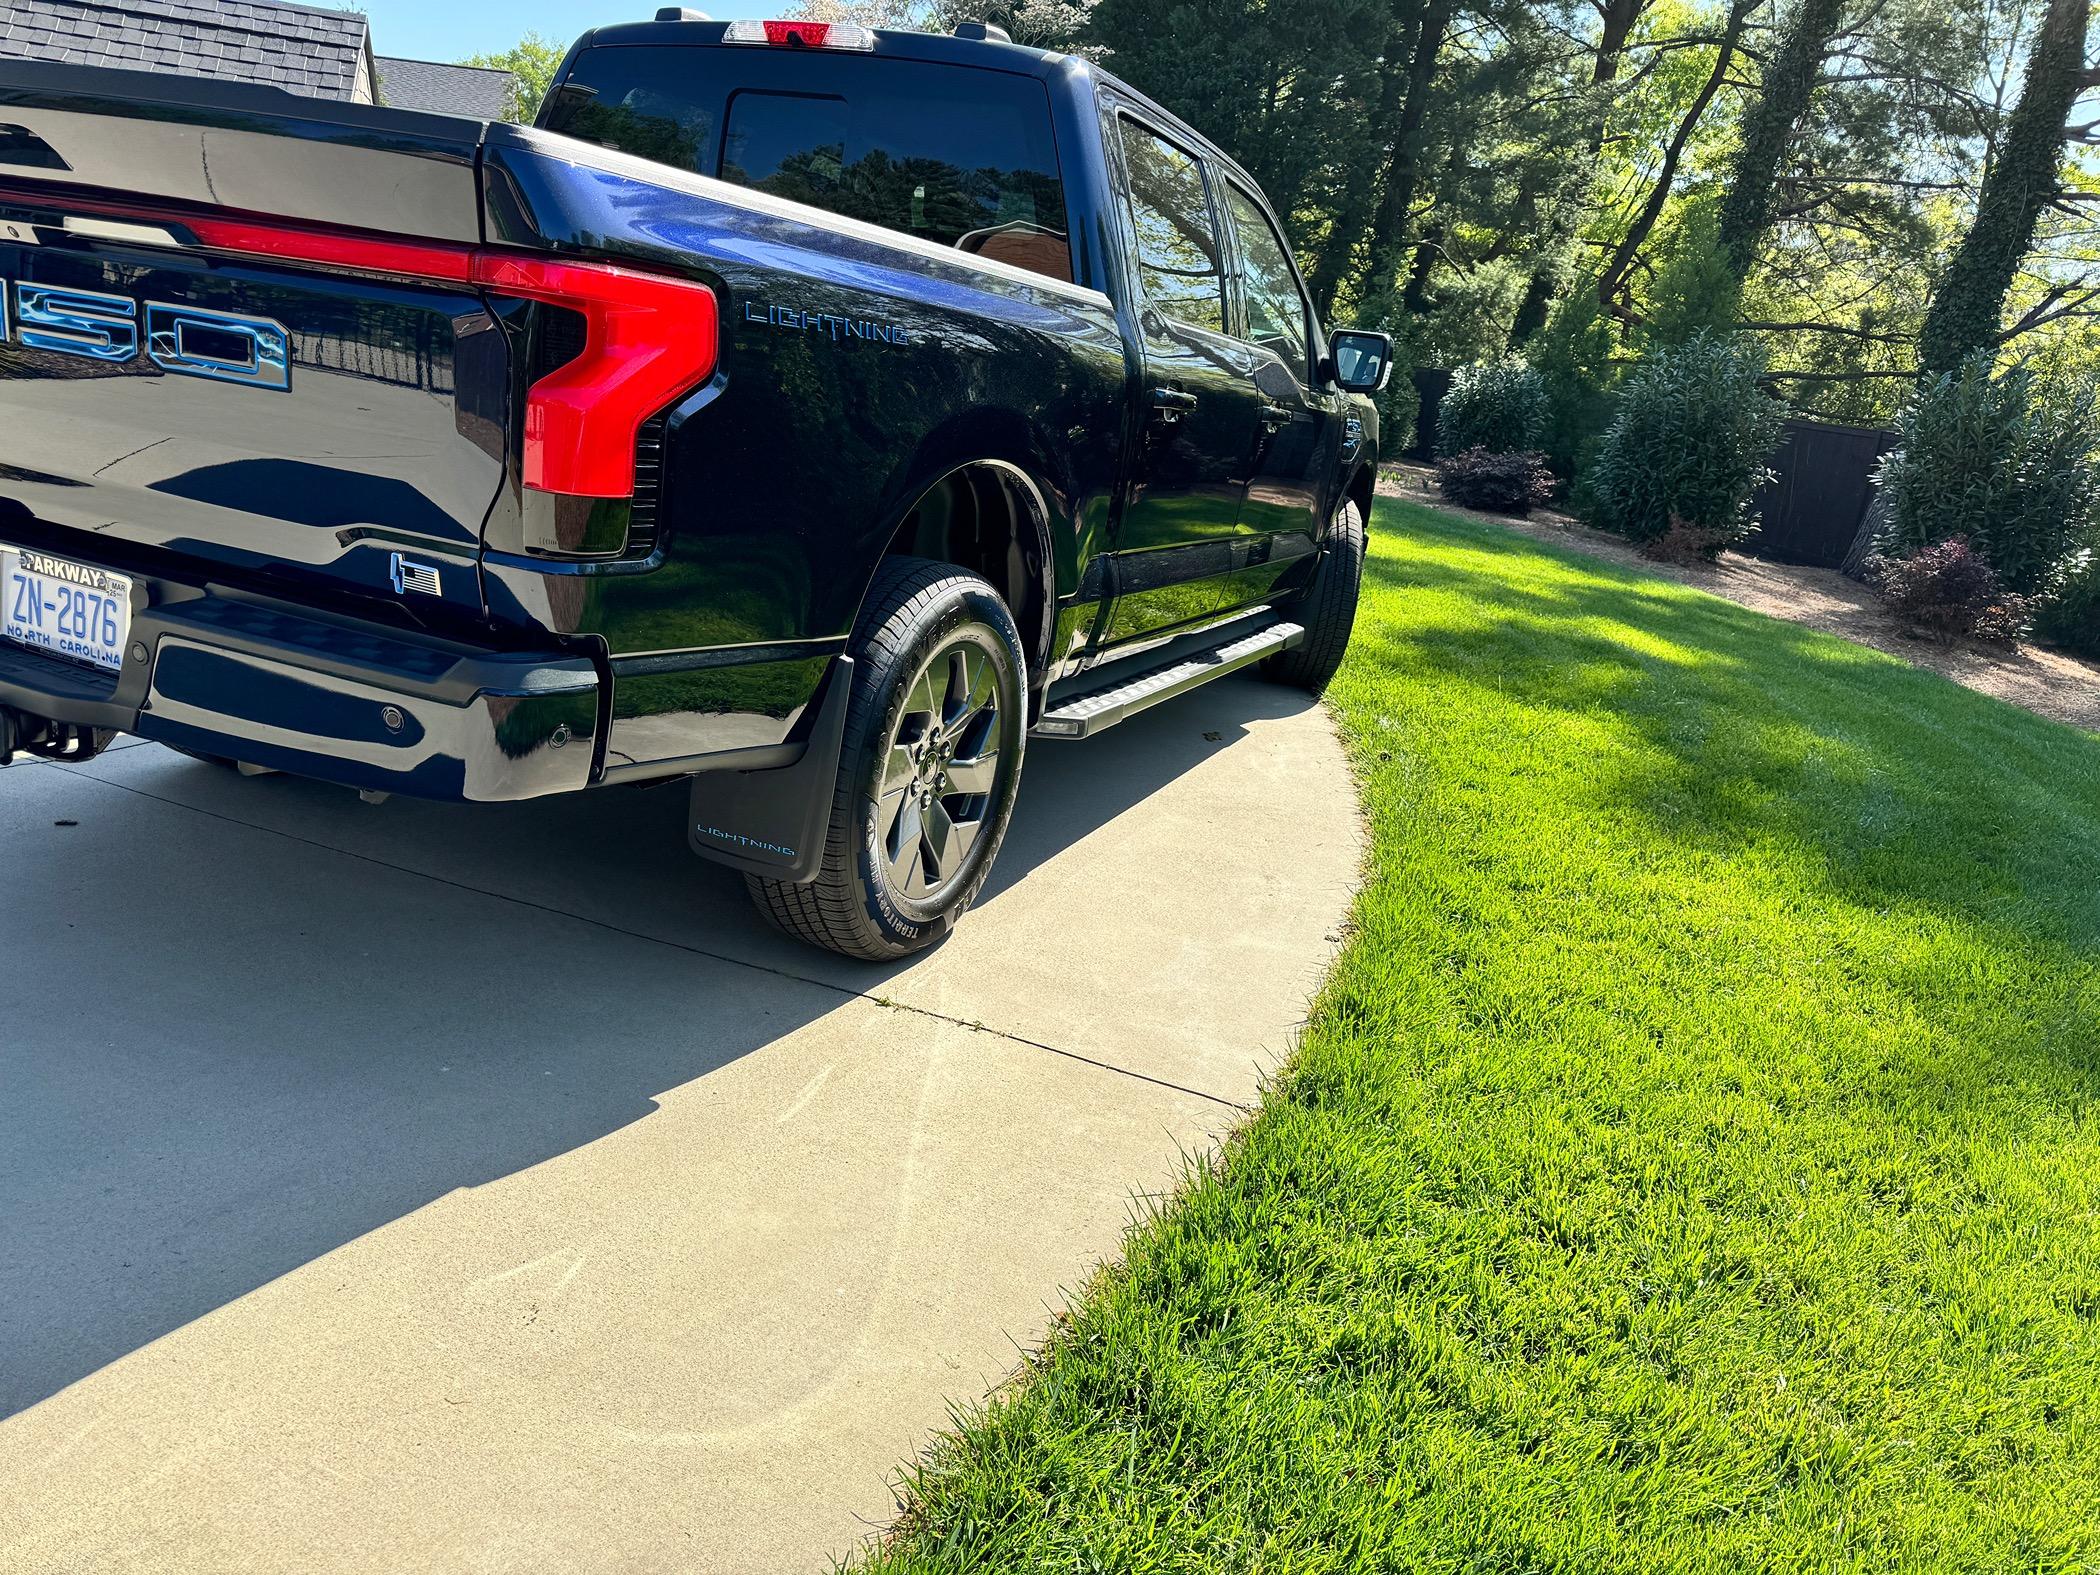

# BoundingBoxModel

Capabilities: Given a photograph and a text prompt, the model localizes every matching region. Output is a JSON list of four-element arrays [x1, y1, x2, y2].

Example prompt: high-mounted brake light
[[723, 17, 876, 49], [24, 196, 720, 501]]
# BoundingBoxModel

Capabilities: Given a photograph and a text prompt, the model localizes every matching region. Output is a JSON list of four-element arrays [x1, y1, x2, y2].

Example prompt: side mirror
[[1328, 329, 1393, 395]]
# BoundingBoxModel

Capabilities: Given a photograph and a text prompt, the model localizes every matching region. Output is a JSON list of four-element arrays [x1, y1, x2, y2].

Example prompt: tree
[[461, 31, 565, 124], [1715, 0, 1849, 275], [1919, 0, 2095, 371], [1507, 0, 1656, 343], [1594, 0, 1762, 314]]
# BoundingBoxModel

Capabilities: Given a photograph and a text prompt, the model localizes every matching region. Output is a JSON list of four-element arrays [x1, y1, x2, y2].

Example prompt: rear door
[[1095, 108, 1263, 646]]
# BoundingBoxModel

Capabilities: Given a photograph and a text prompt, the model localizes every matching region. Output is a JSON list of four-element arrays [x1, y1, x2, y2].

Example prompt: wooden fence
[[1746, 419, 1898, 569]]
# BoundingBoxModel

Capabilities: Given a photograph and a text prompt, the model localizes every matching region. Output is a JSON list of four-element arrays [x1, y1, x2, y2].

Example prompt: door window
[[1224, 182, 1311, 383], [1118, 119, 1226, 334]]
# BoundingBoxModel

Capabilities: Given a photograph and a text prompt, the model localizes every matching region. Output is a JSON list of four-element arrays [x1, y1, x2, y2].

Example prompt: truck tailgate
[[0, 62, 505, 628]]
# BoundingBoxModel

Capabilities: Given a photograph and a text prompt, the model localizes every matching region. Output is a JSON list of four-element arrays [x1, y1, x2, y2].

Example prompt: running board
[[1033, 618, 1304, 739]]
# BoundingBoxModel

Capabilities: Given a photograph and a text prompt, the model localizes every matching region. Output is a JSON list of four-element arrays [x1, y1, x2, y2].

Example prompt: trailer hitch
[[0, 706, 118, 765]]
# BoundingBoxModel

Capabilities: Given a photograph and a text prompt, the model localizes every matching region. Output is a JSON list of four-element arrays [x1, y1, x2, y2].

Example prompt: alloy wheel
[[877, 633, 1005, 902]]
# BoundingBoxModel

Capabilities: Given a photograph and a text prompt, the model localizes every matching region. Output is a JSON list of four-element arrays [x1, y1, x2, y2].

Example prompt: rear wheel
[[1265, 495, 1365, 696], [744, 557, 1028, 961]]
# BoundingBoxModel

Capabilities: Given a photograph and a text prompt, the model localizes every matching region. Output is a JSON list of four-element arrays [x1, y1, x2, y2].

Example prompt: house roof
[[374, 55, 515, 120], [0, 0, 371, 101]]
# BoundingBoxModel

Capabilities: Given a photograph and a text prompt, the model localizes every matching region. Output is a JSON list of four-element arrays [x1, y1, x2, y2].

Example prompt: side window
[[1224, 182, 1312, 383], [1118, 118, 1226, 335]]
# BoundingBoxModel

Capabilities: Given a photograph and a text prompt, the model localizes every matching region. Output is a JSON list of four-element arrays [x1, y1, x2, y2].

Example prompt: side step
[[1033, 617, 1304, 740]]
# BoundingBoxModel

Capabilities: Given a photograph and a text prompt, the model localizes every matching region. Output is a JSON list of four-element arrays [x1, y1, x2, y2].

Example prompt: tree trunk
[[1305, 26, 1414, 322], [1509, 0, 1650, 344], [1402, 214, 1444, 316], [1362, 0, 1456, 305], [1716, 0, 1847, 277], [1594, 0, 1757, 312], [1918, 0, 2093, 373]]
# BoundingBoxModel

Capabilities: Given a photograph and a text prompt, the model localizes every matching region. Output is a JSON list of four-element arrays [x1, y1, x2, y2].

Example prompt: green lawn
[[864, 500, 2100, 1574]]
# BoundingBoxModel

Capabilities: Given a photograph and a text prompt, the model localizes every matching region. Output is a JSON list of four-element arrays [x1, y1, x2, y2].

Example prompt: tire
[[744, 556, 1029, 961], [1265, 495, 1366, 696]]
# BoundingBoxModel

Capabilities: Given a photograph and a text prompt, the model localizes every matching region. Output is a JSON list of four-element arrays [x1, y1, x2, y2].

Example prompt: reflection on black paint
[[149, 459, 465, 541]]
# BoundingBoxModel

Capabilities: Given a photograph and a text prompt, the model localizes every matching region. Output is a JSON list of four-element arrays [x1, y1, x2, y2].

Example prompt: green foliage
[[1875, 354, 2100, 596], [1409, 256, 1532, 368], [2036, 550, 2100, 656], [1588, 333, 1786, 543], [1436, 360, 1549, 457], [458, 30, 564, 123], [1526, 285, 1619, 480], [1639, 196, 1743, 350], [865, 503, 2100, 1572], [1376, 367, 1421, 458]]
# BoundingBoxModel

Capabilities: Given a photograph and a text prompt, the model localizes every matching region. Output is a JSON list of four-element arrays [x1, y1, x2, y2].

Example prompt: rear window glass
[[545, 46, 1071, 282]]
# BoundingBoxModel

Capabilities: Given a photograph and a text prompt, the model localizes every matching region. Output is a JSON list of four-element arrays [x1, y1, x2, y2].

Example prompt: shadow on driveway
[[0, 676, 1319, 1418]]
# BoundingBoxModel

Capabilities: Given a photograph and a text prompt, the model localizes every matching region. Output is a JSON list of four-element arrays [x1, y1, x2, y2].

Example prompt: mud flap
[[686, 655, 854, 884]]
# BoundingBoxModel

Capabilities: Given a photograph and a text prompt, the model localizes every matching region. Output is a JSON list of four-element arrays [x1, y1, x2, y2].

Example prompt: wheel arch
[[860, 455, 1062, 713]]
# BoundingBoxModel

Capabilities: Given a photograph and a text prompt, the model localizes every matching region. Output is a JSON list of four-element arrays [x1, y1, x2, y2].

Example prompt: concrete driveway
[[0, 675, 1360, 1574]]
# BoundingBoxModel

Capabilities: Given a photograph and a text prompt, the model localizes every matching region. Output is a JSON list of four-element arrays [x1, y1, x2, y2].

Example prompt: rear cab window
[[544, 45, 1072, 283]]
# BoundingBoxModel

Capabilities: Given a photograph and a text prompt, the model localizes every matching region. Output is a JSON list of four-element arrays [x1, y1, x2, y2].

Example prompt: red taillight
[[26, 195, 719, 501], [469, 254, 716, 498], [184, 216, 475, 285]]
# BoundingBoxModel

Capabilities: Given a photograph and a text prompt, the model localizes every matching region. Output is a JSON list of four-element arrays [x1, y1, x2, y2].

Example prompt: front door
[[1219, 177, 1334, 609], [1098, 112, 1263, 647]]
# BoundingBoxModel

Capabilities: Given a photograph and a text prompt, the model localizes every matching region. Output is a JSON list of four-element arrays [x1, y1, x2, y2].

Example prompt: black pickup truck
[[0, 14, 1390, 959]]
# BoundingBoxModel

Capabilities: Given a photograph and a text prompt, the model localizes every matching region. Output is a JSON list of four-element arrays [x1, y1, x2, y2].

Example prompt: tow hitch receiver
[[0, 706, 117, 765]]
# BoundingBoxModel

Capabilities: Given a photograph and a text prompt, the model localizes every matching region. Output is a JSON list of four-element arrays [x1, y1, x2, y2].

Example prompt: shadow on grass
[[1364, 517, 2100, 932], [1352, 511, 2100, 1109]]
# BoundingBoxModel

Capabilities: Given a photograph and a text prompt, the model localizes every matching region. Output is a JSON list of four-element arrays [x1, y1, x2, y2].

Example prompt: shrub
[[1868, 536, 2038, 644], [1642, 515, 1741, 565], [1436, 448, 1557, 516], [1587, 333, 1786, 545], [1638, 194, 1742, 351], [1374, 360, 1421, 458], [1438, 361, 1549, 457], [1874, 355, 2100, 596], [2035, 548, 2100, 657]]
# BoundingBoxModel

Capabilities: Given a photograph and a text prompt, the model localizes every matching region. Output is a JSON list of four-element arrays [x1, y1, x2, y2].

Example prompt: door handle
[[1149, 386, 1198, 422], [1259, 401, 1294, 430]]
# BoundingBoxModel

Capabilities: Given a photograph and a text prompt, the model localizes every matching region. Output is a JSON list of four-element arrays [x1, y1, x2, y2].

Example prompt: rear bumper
[[0, 577, 598, 802]]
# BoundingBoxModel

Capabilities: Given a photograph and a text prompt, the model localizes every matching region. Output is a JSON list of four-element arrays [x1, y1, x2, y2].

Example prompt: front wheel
[[1265, 495, 1365, 696], [743, 557, 1028, 961]]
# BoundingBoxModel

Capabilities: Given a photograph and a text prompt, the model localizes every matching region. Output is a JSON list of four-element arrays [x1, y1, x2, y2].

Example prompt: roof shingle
[[373, 54, 514, 120], [0, 0, 369, 100]]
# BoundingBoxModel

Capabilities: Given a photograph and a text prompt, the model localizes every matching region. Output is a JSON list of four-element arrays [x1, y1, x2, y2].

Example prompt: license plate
[[2, 545, 132, 673]]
